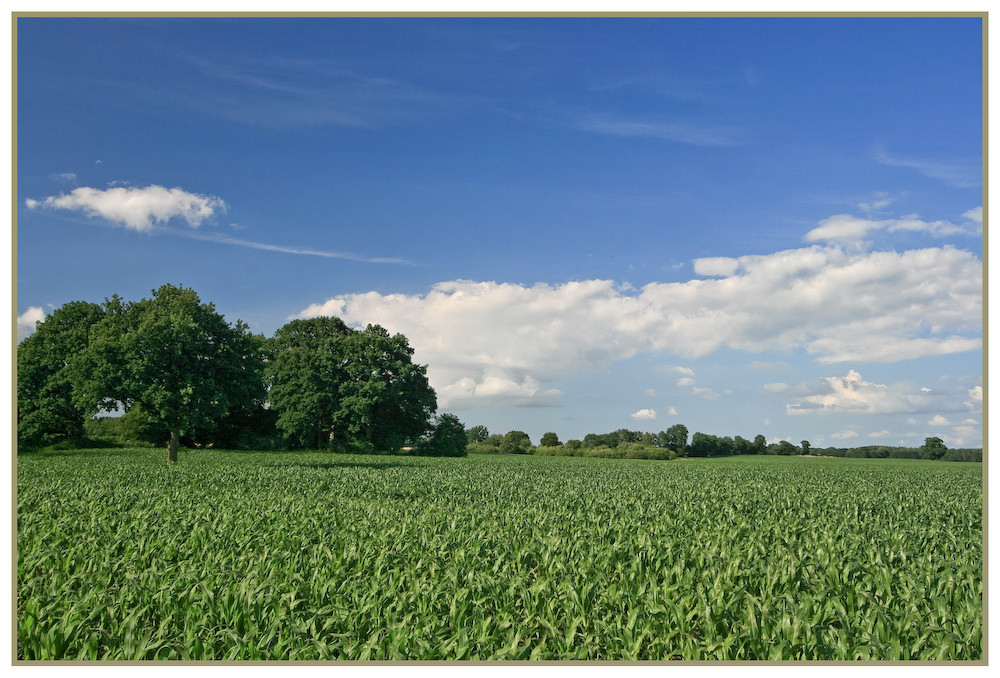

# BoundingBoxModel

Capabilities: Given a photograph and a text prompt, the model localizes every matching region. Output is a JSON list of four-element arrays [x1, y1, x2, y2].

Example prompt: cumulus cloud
[[25, 184, 226, 232], [965, 385, 983, 412], [963, 207, 983, 224], [787, 370, 924, 415], [299, 237, 980, 409], [693, 257, 740, 277], [805, 212, 976, 245], [17, 306, 45, 341], [630, 408, 657, 421], [786, 370, 975, 417], [927, 414, 951, 426], [832, 429, 860, 439]]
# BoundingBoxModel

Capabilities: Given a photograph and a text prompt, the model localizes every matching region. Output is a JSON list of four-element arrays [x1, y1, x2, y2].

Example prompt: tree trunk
[[168, 429, 180, 464]]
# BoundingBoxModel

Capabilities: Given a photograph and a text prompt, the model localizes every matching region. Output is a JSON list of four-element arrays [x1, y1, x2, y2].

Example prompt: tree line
[[465, 425, 977, 462], [17, 284, 467, 462]]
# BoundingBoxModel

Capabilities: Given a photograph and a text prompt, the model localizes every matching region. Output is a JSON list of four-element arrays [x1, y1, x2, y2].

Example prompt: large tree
[[267, 319, 437, 452], [338, 324, 437, 452], [266, 316, 355, 449], [71, 284, 265, 463], [17, 300, 105, 448]]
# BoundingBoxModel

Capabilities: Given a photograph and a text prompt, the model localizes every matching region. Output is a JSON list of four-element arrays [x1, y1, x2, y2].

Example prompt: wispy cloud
[[174, 229, 412, 264], [26, 183, 410, 264], [171, 53, 460, 129], [804, 209, 981, 245], [874, 147, 981, 188], [577, 114, 742, 147]]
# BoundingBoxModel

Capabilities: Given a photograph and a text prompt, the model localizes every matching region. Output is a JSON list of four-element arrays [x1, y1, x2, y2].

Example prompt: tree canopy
[[17, 300, 105, 448], [69, 284, 266, 463], [266, 318, 437, 452]]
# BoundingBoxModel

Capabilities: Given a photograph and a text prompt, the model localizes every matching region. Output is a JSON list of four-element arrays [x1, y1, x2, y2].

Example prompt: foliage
[[921, 437, 949, 461], [539, 432, 561, 447], [339, 325, 437, 452], [16, 301, 105, 449], [69, 285, 266, 463], [500, 431, 533, 455], [17, 450, 982, 660], [267, 319, 437, 453], [414, 413, 468, 457], [466, 425, 490, 444], [266, 317, 355, 449]]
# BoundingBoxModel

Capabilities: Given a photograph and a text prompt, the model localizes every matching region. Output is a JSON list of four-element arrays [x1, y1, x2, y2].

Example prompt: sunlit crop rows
[[16, 450, 982, 661]]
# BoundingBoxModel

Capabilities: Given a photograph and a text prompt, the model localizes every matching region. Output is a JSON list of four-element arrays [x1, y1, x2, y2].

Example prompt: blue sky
[[15, 16, 984, 448]]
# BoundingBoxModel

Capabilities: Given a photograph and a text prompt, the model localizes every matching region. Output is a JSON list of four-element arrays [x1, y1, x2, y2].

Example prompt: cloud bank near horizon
[[298, 223, 982, 410]]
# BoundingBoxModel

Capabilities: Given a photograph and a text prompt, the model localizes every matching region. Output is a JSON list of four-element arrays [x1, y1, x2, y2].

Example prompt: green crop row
[[16, 449, 982, 661]]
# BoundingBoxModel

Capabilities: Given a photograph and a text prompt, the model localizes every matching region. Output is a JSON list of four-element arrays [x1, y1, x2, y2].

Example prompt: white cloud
[[832, 429, 860, 439], [965, 385, 983, 412], [869, 430, 892, 438], [676, 377, 697, 388], [665, 406, 679, 416], [962, 206, 983, 224], [630, 408, 657, 421], [693, 256, 740, 277], [299, 236, 980, 409], [643, 388, 657, 397], [666, 366, 695, 376], [927, 414, 951, 426], [439, 371, 561, 410], [786, 370, 963, 416], [692, 387, 720, 400], [857, 191, 896, 214], [805, 212, 976, 245], [17, 306, 45, 341], [25, 184, 226, 232]]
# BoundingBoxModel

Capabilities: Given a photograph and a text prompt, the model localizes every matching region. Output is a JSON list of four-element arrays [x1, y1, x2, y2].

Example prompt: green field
[[16, 449, 983, 661]]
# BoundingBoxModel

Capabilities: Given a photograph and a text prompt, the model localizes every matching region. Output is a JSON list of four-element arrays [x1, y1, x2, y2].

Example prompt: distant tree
[[565, 439, 583, 451], [614, 429, 641, 447], [752, 435, 767, 454], [663, 424, 689, 453], [466, 425, 490, 444], [688, 432, 716, 457], [17, 301, 105, 449], [733, 435, 751, 455], [540, 431, 561, 447], [71, 284, 265, 463], [775, 440, 798, 456], [920, 436, 948, 461], [501, 430, 532, 454], [801, 440, 811, 456], [416, 413, 468, 457]]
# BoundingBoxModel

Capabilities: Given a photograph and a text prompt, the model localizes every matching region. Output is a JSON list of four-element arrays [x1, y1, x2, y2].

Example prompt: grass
[[16, 448, 983, 661]]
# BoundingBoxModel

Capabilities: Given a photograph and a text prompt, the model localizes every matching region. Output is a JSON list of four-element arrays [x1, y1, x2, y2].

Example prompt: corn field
[[16, 449, 982, 661]]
